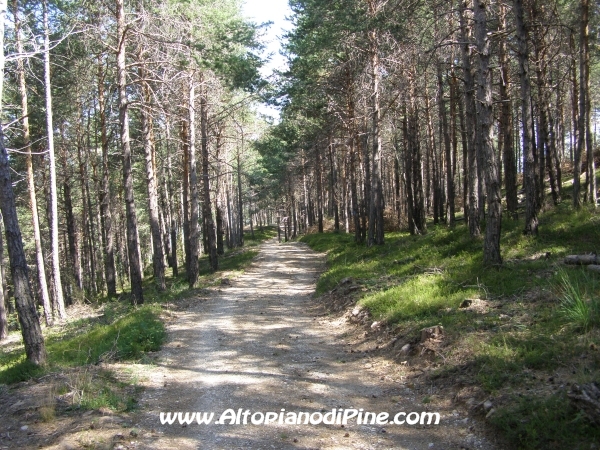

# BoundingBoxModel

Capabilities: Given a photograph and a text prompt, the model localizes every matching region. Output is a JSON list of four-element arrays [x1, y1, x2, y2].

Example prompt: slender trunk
[[499, 4, 518, 219], [438, 63, 455, 226], [237, 141, 244, 246], [116, 0, 143, 303], [188, 73, 200, 285], [200, 79, 218, 271], [316, 146, 324, 233], [15, 0, 52, 324], [460, 1, 480, 237], [63, 175, 82, 296], [368, 29, 384, 245], [43, 0, 66, 317], [181, 120, 191, 274], [475, 0, 502, 266], [97, 59, 117, 297], [580, 0, 596, 206], [515, 0, 538, 234], [139, 68, 166, 291]]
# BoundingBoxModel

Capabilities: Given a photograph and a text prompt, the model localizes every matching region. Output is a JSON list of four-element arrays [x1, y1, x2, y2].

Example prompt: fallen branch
[[564, 254, 599, 265]]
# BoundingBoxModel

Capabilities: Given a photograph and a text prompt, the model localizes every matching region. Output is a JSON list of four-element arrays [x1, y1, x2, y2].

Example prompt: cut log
[[588, 265, 600, 274], [564, 254, 599, 265], [569, 383, 600, 425]]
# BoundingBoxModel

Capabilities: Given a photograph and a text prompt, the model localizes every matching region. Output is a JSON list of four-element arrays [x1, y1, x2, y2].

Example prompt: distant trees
[[260, 0, 598, 266]]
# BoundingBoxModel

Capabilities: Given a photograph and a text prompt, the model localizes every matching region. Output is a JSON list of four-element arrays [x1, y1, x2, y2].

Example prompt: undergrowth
[[301, 204, 600, 449], [0, 227, 276, 413]]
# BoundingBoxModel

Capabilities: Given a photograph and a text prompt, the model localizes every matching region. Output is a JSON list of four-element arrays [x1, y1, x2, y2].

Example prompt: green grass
[[1, 227, 276, 393], [489, 393, 600, 450], [301, 201, 600, 449], [0, 305, 165, 384]]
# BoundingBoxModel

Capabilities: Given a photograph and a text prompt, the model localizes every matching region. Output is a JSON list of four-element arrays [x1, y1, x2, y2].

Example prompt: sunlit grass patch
[[0, 305, 164, 384], [359, 274, 479, 322]]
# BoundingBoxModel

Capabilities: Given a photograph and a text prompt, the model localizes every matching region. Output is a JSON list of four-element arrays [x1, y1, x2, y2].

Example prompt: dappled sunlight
[[134, 239, 466, 449]]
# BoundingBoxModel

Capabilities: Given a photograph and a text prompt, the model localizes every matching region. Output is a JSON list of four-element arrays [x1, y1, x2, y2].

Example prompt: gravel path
[[134, 239, 495, 450]]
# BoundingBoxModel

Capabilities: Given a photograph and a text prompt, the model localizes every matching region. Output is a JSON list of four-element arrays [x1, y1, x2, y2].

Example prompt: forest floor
[[1, 239, 496, 449]]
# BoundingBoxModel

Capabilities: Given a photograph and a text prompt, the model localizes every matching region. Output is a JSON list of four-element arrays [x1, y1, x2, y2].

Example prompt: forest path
[[133, 239, 494, 450]]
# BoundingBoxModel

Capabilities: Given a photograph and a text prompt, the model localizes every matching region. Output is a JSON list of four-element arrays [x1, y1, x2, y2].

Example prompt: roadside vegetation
[[0, 227, 276, 413], [302, 205, 600, 449]]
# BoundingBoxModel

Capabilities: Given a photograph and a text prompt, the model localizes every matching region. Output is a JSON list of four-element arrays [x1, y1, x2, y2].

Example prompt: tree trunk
[[200, 80, 218, 271], [140, 67, 166, 291], [97, 58, 117, 298], [43, 0, 66, 318], [116, 0, 143, 304], [316, 146, 324, 233], [14, 0, 52, 324], [498, 4, 518, 219], [475, 0, 502, 266], [460, 0, 480, 237], [0, 0, 46, 361], [515, 0, 538, 234], [368, 26, 384, 245], [580, 0, 596, 206], [438, 62, 455, 226], [188, 73, 201, 285]]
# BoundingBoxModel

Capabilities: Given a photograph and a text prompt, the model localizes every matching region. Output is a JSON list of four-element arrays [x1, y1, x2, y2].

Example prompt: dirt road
[[134, 240, 494, 450]]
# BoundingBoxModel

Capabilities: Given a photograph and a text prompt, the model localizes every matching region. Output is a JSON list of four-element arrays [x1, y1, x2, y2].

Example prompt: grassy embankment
[[0, 227, 276, 412], [302, 204, 600, 450]]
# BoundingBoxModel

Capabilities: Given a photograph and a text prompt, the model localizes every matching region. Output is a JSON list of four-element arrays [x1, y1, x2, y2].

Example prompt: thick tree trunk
[[515, 0, 538, 234], [0, 0, 46, 360], [14, 0, 52, 324], [43, 0, 66, 318], [116, 0, 143, 304], [475, 0, 502, 266]]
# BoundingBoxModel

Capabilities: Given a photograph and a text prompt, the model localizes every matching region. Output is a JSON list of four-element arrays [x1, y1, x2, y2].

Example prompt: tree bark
[[140, 66, 166, 291], [498, 4, 518, 219], [14, 0, 53, 324], [43, 0, 66, 318], [116, 0, 144, 304], [515, 0, 538, 234], [580, 0, 596, 206], [0, 0, 46, 361], [438, 62, 455, 226], [97, 58, 117, 298], [460, 0, 480, 237], [188, 72, 201, 284], [474, 0, 502, 266], [200, 79, 218, 271]]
